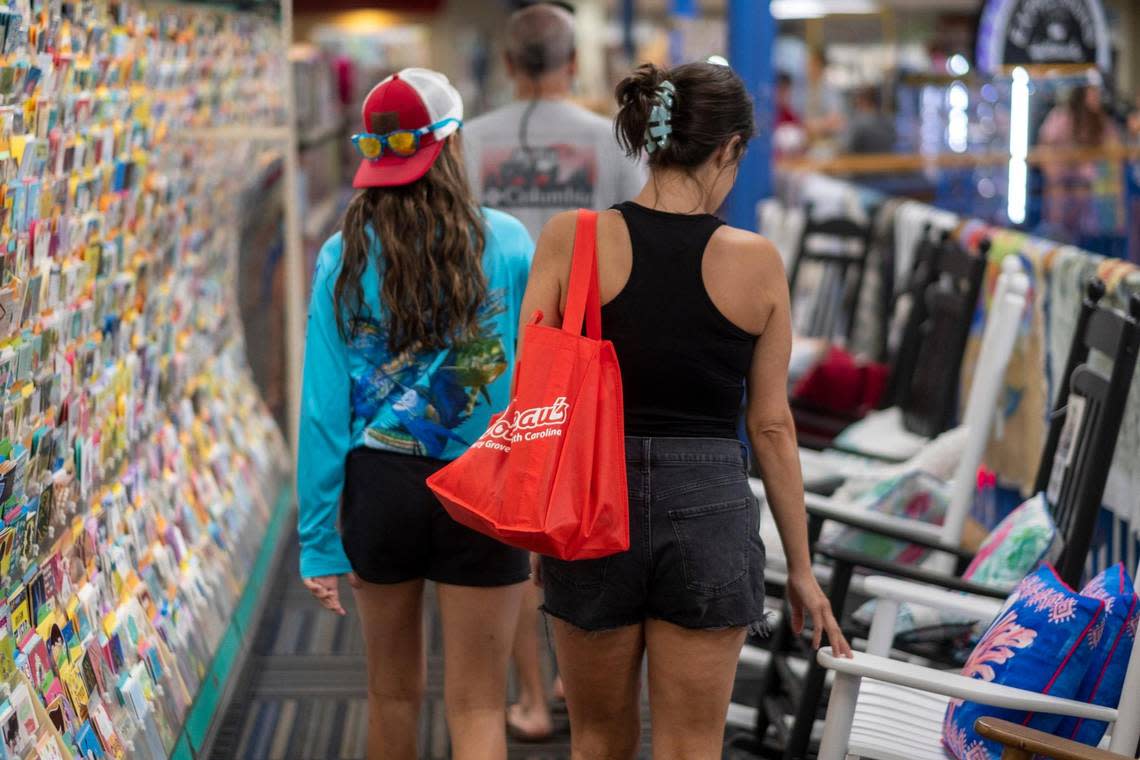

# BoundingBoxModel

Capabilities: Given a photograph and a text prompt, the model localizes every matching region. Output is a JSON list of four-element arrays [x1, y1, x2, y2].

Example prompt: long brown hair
[[334, 138, 487, 355], [1069, 85, 1107, 146]]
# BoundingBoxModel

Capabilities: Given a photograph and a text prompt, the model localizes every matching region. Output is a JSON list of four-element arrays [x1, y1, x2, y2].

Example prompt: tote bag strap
[[563, 209, 602, 340]]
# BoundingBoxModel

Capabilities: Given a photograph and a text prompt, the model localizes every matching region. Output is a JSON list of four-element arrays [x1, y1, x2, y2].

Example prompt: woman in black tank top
[[519, 62, 851, 758], [602, 201, 755, 438]]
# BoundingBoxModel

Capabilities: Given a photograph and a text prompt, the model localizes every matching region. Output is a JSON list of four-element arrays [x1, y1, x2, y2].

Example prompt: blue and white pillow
[[942, 564, 1105, 760], [1055, 563, 1139, 747]]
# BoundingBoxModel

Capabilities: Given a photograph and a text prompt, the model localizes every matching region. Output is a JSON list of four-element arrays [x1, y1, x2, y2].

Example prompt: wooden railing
[[778, 145, 1140, 176]]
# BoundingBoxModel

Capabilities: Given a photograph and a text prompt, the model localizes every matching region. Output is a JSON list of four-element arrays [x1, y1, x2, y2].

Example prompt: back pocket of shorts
[[543, 556, 609, 590], [669, 499, 750, 594]]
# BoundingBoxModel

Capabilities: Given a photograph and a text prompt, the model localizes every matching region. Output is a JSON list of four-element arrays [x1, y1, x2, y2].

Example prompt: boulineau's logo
[[977, 0, 1110, 74], [474, 397, 570, 451]]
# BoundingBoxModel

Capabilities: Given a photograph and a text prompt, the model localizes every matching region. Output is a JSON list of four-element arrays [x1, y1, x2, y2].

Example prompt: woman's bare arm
[[742, 236, 852, 656], [517, 210, 578, 332]]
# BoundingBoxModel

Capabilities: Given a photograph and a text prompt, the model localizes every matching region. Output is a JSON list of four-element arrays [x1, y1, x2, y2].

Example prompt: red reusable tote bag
[[427, 210, 629, 560]]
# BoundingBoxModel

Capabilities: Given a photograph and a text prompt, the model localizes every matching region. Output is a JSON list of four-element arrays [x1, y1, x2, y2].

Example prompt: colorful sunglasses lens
[[386, 131, 418, 156], [356, 135, 382, 159]]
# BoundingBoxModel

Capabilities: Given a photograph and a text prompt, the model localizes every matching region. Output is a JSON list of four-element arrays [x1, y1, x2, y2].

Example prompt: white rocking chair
[[798, 252, 1021, 494], [760, 256, 1030, 583], [814, 560, 1140, 760], [726, 260, 1029, 737]]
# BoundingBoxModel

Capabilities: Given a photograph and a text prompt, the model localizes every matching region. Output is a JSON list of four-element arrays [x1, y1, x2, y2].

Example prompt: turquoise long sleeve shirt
[[297, 209, 534, 578]]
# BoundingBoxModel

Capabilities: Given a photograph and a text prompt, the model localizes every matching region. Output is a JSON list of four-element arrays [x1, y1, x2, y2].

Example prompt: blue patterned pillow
[[942, 564, 1105, 760], [1055, 563, 1139, 747]]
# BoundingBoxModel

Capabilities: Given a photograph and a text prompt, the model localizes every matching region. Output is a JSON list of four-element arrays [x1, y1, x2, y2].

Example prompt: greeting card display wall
[[0, 2, 290, 759]]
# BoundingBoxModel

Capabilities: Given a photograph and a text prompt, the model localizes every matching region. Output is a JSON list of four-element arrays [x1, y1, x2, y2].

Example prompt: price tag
[[1046, 394, 1086, 505]]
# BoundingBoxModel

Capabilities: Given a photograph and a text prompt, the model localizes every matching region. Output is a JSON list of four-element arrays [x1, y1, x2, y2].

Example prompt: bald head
[[505, 4, 576, 80]]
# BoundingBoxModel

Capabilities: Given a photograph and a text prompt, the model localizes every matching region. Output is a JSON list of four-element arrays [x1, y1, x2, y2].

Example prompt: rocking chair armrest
[[749, 480, 976, 563], [859, 574, 1007, 621], [974, 718, 1131, 760], [861, 576, 1007, 624], [813, 543, 1011, 600], [816, 649, 1118, 723], [804, 492, 976, 562], [762, 552, 839, 591], [790, 398, 862, 431]]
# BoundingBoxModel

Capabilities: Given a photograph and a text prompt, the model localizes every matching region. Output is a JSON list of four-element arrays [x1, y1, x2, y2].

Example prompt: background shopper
[[773, 71, 809, 157], [521, 61, 852, 760], [296, 68, 534, 760], [465, 2, 644, 740], [1038, 79, 1125, 253], [463, 3, 645, 242], [844, 86, 896, 155]]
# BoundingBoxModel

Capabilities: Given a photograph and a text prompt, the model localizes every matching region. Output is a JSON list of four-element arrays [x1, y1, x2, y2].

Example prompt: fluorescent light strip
[[771, 0, 878, 20], [947, 82, 969, 154], [1007, 67, 1030, 225]]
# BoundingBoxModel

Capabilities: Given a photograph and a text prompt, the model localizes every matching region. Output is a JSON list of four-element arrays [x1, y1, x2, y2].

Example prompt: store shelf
[[176, 487, 296, 759], [0, 6, 292, 759]]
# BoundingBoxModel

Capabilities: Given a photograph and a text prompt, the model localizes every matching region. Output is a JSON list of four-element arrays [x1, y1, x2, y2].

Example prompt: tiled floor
[[211, 538, 767, 759]]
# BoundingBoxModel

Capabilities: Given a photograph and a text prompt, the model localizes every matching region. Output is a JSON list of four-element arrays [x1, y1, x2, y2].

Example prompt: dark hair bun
[[613, 61, 756, 169], [614, 63, 667, 157]]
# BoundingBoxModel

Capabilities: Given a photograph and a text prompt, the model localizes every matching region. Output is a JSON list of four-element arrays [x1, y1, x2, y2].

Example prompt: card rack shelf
[[0, 2, 294, 759]]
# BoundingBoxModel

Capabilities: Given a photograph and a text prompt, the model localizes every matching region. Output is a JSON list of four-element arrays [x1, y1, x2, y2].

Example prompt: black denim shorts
[[341, 447, 530, 587], [541, 437, 767, 632]]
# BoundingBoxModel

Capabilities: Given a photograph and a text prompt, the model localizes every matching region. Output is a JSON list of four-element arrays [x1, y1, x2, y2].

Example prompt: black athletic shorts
[[541, 437, 767, 633], [340, 447, 530, 587]]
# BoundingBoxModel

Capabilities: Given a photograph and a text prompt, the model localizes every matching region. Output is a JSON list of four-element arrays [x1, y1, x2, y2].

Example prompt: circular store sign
[[977, 0, 1111, 74]]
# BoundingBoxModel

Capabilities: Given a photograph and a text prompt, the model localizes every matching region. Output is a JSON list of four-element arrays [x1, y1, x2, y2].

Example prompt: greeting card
[[9, 683, 39, 747], [35, 733, 65, 760]]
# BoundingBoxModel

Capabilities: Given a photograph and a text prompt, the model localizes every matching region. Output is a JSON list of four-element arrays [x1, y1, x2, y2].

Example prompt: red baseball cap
[[352, 68, 464, 189]]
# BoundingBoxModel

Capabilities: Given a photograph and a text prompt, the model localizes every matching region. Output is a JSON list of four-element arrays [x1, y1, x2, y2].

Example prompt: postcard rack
[[0, 2, 293, 759]]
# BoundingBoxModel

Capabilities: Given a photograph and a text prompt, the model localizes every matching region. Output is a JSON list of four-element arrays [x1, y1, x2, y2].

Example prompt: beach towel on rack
[[1048, 247, 1140, 535], [958, 230, 1049, 495]]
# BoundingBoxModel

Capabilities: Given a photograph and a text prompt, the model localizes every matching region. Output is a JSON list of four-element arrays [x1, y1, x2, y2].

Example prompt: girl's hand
[[303, 573, 361, 616], [786, 566, 853, 658]]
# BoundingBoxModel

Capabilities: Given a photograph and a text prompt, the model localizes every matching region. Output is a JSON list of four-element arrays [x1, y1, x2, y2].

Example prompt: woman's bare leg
[[645, 618, 746, 760], [551, 619, 644, 760]]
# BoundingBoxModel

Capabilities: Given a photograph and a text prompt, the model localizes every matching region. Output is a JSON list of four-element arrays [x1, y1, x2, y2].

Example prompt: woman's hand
[[787, 566, 853, 657], [303, 573, 361, 616]]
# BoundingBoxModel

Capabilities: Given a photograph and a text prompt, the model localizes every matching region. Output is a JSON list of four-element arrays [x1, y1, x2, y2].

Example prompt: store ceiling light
[[707, 55, 730, 66], [770, 0, 879, 20]]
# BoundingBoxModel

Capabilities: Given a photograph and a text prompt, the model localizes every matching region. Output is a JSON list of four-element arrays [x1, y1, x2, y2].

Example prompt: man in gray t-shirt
[[845, 86, 896, 155], [463, 3, 644, 242]]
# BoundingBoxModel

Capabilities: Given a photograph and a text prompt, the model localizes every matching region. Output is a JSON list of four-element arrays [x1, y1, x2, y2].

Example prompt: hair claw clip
[[645, 80, 676, 154]]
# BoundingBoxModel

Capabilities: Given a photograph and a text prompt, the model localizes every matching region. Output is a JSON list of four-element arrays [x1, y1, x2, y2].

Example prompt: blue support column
[[669, 0, 696, 66], [726, 0, 775, 231], [622, 0, 636, 63]]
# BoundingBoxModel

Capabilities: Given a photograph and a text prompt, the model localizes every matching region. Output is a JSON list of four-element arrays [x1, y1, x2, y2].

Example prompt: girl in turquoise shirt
[[297, 68, 533, 759]]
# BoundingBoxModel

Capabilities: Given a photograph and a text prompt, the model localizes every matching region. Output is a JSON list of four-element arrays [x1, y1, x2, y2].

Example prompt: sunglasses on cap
[[351, 118, 462, 161]]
